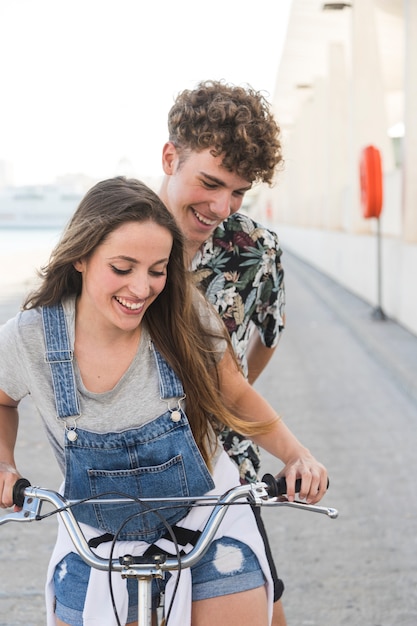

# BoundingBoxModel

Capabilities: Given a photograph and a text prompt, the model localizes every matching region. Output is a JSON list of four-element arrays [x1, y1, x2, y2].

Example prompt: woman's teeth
[[115, 296, 143, 310]]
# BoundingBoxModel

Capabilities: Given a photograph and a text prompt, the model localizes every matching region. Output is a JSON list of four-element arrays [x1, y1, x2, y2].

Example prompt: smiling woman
[[0, 175, 327, 626]]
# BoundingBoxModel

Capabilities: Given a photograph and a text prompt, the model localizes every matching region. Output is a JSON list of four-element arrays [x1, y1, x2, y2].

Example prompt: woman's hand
[[277, 453, 328, 504], [0, 462, 21, 509], [0, 392, 21, 508]]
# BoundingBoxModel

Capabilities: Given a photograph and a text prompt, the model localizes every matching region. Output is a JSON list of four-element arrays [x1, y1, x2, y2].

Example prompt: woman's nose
[[130, 274, 150, 299]]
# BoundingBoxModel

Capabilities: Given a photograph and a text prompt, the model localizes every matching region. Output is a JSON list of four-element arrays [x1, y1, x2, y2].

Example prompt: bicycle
[[1, 475, 338, 626]]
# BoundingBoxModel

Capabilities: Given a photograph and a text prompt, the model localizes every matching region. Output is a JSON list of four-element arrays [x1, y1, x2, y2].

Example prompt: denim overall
[[42, 303, 215, 543]]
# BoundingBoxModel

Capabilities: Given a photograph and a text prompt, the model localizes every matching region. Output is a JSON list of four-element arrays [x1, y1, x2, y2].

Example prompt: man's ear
[[162, 142, 178, 175]]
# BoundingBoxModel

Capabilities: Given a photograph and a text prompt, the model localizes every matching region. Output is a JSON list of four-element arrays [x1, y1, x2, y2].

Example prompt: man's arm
[[246, 332, 277, 385], [245, 224, 285, 385]]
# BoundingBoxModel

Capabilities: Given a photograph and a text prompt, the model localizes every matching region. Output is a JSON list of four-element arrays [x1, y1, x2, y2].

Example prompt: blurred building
[[252, 0, 417, 336], [0, 160, 14, 188], [0, 183, 84, 228]]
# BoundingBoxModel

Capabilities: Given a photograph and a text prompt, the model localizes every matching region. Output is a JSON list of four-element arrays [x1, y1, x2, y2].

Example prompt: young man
[[159, 80, 287, 626]]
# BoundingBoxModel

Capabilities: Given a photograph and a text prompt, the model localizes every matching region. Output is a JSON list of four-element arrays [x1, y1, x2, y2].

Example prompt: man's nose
[[211, 191, 233, 219]]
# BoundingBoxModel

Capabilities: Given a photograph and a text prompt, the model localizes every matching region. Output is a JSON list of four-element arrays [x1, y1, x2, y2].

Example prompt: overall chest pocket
[[64, 415, 215, 543], [87, 454, 191, 542]]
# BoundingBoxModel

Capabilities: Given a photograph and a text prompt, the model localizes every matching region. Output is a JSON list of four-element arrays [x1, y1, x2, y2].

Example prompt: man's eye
[[110, 265, 131, 275], [202, 181, 217, 190]]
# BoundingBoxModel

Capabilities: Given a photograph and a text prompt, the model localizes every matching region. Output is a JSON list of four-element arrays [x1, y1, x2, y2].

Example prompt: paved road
[[1, 251, 416, 625], [256, 251, 417, 626]]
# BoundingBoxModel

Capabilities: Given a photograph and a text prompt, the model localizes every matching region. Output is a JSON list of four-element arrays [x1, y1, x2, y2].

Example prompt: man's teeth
[[193, 209, 216, 226], [115, 297, 143, 310]]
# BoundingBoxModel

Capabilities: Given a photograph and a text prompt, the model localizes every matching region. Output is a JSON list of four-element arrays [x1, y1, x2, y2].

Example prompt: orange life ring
[[359, 145, 383, 219]]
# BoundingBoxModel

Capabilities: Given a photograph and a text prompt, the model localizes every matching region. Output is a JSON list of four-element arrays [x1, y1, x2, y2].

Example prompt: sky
[[0, 0, 292, 186]]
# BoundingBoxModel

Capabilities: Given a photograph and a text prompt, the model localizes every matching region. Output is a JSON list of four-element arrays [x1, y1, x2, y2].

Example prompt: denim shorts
[[54, 536, 265, 625]]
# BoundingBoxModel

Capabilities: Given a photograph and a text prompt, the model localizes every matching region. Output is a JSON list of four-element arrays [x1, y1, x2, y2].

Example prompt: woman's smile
[[114, 295, 145, 312]]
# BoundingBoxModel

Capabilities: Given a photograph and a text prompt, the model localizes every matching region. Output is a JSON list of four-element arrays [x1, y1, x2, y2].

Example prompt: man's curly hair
[[168, 80, 283, 185]]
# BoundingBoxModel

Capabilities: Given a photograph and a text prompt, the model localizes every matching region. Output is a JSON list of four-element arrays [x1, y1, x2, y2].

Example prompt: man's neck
[[185, 240, 203, 265]]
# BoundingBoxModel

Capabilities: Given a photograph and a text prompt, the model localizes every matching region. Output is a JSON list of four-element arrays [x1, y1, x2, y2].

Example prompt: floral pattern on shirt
[[191, 213, 285, 483]]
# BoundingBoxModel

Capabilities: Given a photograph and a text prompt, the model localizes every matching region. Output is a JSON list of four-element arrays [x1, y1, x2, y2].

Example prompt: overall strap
[[42, 303, 81, 419], [152, 345, 185, 399]]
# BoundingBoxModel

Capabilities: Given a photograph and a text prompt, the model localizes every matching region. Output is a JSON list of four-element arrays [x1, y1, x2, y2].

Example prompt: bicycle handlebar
[[5, 474, 338, 577], [12, 474, 330, 509]]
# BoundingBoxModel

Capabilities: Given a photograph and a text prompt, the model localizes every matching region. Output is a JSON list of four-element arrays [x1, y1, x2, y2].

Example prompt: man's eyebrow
[[200, 171, 252, 193]]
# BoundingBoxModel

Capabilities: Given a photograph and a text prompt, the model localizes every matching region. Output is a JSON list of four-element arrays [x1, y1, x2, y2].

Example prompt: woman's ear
[[73, 260, 84, 272], [162, 142, 178, 175]]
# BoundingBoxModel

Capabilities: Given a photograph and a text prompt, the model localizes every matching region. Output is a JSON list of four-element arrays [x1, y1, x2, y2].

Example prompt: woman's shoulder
[[0, 296, 76, 341], [0, 307, 43, 355], [1, 306, 41, 331]]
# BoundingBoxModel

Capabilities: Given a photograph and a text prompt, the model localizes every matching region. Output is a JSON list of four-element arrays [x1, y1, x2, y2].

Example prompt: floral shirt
[[191, 212, 285, 483]]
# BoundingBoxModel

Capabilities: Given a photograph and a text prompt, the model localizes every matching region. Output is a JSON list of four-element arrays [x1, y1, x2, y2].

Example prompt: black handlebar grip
[[261, 474, 329, 497], [12, 478, 31, 508], [261, 474, 301, 496]]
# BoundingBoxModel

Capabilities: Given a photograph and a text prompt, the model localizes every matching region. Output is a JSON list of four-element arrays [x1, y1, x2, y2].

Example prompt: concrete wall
[[253, 159, 417, 338], [251, 0, 417, 337], [271, 223, 417, 337]]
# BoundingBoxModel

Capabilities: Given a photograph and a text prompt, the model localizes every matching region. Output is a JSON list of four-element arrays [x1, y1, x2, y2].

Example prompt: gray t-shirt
[[0, 295, 224, 473]]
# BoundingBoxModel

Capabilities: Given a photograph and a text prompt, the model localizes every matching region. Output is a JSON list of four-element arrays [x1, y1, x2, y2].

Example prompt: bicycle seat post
[[120, 553, 166, 626]]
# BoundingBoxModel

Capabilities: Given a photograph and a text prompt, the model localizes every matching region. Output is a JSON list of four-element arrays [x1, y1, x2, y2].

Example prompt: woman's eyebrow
[[108, 255, 138, 263], [108, 255, 170, 264]]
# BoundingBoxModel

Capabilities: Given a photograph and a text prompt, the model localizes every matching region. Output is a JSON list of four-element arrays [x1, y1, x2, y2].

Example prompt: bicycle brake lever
[[0, 498, 41, 526], [0, 493, 42, 525], [264, 497, 338, 518]]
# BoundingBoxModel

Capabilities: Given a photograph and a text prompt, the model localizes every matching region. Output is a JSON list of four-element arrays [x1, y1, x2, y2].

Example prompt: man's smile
[[192, 208, 218, 227]]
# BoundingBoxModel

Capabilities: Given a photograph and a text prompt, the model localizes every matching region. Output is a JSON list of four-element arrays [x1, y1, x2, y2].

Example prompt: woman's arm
[[218, 349, 328, 504], [0, 389, 21, 508]]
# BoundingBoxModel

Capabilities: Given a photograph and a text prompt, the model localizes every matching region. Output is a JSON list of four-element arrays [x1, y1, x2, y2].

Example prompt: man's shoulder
[[217, 213, 280, 249], [222, 212, 261, 232]]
